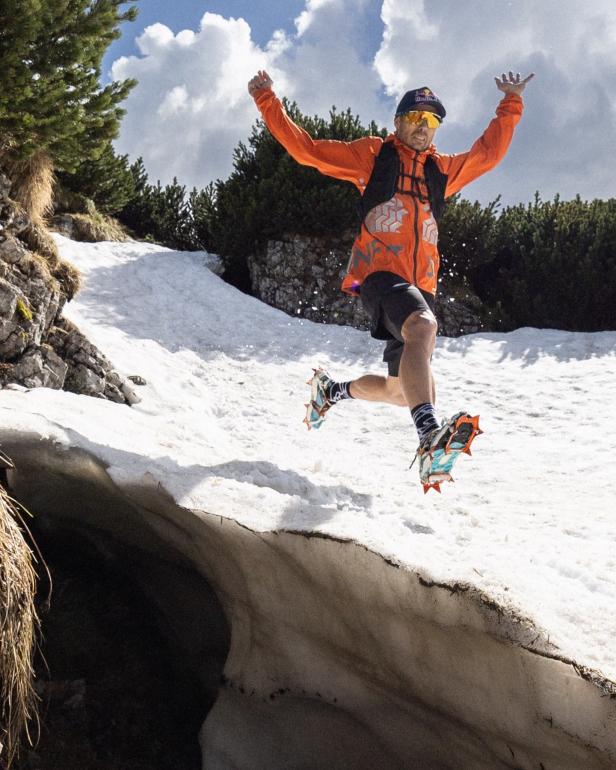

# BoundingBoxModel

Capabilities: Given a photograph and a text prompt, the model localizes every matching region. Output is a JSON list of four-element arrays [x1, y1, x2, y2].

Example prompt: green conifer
[[0, 1, 138, 173], [58, 142, 136, 214]]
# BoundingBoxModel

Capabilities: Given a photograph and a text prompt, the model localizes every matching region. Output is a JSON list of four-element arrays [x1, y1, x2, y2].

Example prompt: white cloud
[[136, 22, 175, 55], [112, 2, 389, 192], [112, 13, 278, 189], [295, 0, 335, 37], [272, 0, 386, 120], [111, 1, 616, 204], [375, 1, 532, 113], [374, 0, 616, 203]]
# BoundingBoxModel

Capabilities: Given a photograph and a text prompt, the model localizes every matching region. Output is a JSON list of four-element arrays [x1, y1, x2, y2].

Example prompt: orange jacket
[[254, 89, 523, 295]]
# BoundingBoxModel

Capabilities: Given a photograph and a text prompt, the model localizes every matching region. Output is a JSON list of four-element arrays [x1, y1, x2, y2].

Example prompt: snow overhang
[[1, 433, 615, 769]]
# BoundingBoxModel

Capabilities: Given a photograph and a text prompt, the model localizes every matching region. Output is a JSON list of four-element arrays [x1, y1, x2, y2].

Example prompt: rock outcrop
[[248, 234, 370, 330], [248, 234, 484, 337], [0, 169, 136, 404]]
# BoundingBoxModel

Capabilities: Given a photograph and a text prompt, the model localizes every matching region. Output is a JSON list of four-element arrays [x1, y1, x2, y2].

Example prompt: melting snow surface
[[1, 234, 615, 680]]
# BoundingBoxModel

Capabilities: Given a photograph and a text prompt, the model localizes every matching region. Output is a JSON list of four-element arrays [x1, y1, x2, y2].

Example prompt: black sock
[[326, 381, 354, 403], [411, 402, 439, 445]]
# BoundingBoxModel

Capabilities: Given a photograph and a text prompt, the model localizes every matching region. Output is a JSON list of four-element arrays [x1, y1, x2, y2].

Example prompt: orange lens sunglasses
[[401, 110, 442, 129]]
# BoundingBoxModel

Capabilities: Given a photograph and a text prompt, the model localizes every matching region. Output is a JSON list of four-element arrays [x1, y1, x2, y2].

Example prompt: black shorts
[[359, 271, 436, 377]]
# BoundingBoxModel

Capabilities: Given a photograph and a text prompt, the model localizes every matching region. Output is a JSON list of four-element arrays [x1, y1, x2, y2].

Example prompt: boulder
[[0, 165, 135, 404]]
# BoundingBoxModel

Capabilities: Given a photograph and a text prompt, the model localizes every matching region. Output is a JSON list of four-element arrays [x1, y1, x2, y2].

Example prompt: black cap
[[395, 87, 446, 120]]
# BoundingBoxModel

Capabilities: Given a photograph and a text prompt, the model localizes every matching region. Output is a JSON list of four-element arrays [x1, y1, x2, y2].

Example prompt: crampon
[[415, 412, 483, 494], [303, 368, 333, 430]]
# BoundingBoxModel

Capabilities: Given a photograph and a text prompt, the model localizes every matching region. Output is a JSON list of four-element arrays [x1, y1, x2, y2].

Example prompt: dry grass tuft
[[0, 474, 39, 768], [66, 212, 130, 243], [0, 151, 83, 302], [52, 259, 82, 300], [2, 152, 54, 226], [20, 223, 60, 268]]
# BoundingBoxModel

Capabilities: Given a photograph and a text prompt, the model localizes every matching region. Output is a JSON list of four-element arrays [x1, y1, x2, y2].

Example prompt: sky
[[2, 233, 615, 690], [105, 1, 616, 206]]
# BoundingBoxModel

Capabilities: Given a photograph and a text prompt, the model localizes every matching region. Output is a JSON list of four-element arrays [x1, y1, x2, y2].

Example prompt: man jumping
[[248, 69, 533, 491]]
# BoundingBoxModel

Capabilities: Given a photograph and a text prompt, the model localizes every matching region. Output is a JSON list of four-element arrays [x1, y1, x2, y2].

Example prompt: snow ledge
[[2, 436, 615, 769]]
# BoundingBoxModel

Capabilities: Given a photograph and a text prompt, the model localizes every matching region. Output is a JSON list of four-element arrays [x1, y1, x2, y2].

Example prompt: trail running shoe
[[416, 412, 482, 493], [303, 368, 334, 430]]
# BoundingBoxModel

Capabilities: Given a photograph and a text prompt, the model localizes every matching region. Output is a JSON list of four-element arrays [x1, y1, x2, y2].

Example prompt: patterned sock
[[326, 381, 354, 403], [411, 402, 440, 445]]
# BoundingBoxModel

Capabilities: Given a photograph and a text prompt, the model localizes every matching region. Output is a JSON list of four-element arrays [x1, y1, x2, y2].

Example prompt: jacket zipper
[[411, 157, 420, 286]]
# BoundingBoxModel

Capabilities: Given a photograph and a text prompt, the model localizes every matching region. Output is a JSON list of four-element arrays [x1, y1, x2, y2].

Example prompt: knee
[[400, 310, 437, 345]]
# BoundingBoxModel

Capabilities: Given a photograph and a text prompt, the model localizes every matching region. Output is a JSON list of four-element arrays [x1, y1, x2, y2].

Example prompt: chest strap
[[358, 141, 448, 226]]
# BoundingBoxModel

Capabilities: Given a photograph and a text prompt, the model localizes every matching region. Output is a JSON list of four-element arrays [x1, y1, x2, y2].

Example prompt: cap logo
[[415, 88, 437, 103]]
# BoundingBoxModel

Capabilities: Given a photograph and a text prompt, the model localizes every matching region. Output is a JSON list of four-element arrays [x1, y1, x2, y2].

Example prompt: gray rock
[[66, 363, 105, 395], [0, 266, 60, 357], [0, 164, 135, 405], [249, 234, 484, 338], [249, 234, 371, 331], [121, 382, 141, 405], [0, 235, 28, 264], [0, 172, 11, 198], [10, 211, 30, 235], [47, 319, 136, 403], [0, 202, 15, 231], [51, 214, 75, 240], [0, 278, 18, 320], [11, 346, 67, 389], [436, 283, 484, 337]]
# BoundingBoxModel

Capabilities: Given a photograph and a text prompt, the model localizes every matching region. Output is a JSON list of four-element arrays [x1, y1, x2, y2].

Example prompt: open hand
[[248, 70, 273, 97], [495, 71, 534, 96]]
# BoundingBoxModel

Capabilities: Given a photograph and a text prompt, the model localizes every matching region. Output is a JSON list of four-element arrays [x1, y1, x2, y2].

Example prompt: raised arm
[[248, 70, 273, 97], [494, 70, 535, 97], [248, 70, 379, 188], [439, 71, 534, 196]]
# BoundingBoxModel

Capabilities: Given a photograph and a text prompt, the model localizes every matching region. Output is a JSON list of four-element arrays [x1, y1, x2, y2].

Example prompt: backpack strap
[[424, 155, 448, 222], [357, 142, 399, 225], [358, 141, 449, 228]]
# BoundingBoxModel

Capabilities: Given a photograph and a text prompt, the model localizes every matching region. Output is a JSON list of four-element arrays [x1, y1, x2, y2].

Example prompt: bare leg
[[348, 374, 407, 406], [330, 308, 436, 410], [398, 309, 437, 409]]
